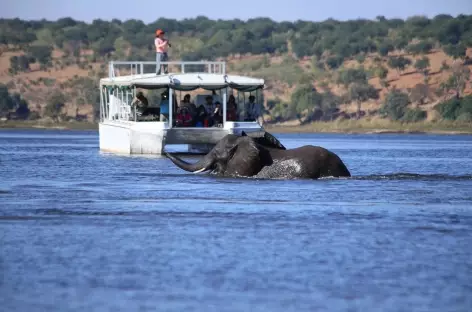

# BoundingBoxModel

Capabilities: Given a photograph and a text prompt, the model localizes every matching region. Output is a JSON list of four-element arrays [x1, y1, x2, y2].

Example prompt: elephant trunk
[[165, 152, 214, 173]]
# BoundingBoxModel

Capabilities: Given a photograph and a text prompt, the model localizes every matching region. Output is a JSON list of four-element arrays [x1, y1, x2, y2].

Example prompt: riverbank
[[265, 119, 472, 135], [1, 119, 471, 134], [0, 120, 98, 130]]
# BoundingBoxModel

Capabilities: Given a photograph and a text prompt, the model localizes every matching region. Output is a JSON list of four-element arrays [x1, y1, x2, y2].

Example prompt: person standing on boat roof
[[155, 29, 171, 75]]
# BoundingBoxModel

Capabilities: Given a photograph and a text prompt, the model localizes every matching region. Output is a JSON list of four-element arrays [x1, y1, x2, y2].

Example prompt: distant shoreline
[[1, 120, 471, 135]]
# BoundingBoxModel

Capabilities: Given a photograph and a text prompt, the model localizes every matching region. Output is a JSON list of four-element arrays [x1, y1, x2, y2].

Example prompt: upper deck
[[102, 61, 264, 91], [108, 60, 226, 78]]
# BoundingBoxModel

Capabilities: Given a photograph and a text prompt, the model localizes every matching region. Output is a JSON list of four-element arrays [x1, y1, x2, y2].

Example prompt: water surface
[[1, 129, 471, 311]]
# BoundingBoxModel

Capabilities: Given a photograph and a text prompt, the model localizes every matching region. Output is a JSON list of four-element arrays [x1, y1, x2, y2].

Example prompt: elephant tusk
[[193, 167, 207, 173]]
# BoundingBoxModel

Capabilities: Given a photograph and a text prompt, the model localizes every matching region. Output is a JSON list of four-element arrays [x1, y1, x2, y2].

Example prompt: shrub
[[456, 112, 472, 122], [434, 96, 472, 120], [402, 108, 427, 122], [380, 90, 410, 120]]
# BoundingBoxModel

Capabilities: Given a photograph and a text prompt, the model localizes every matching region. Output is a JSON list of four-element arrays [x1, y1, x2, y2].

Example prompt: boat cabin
[[98, 61, 266, 155]]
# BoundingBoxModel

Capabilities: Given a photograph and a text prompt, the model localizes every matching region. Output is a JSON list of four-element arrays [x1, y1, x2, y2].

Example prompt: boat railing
[[108, 61, 226, 78]]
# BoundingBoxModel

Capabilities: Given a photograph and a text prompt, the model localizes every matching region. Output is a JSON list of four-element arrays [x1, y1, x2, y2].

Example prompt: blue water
[[1, 129, 472, 312]]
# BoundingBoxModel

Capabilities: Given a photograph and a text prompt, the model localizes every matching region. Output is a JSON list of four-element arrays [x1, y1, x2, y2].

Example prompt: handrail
[[108, 61, 226, 78]]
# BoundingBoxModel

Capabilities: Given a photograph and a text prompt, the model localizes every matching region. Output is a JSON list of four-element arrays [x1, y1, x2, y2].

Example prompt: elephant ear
[[225, 137, 264, 176]]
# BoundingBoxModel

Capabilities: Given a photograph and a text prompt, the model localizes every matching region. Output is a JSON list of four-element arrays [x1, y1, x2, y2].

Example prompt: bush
[[336, 68, 367, 87], [381, 90, 410, 120], [456, 112, 472, 122], [434, 96, 472, 120], [325, 56, 344, 70], [402, 108, 427, 122], [44, 90, 67, 121]]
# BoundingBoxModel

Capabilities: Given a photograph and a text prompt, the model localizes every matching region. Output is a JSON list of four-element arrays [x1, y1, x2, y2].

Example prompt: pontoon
[[99, 61, 265, 154]]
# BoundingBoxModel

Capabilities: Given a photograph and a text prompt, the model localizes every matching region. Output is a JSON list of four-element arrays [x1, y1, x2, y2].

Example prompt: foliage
[[44, 90, 66, 121], [375, 66, 389, 80], [9, 55, 33, 74], [325, 56, 344, 70], [347, 82, 379, 118], [440, 65, 471, 98], [336, 67, 367, 88], [402, 108, 427, 122], [2, 15, 469, 63], [435, 95, 472, 120], [443, 43, 466, 60], [414, 56, 430, 75], [405, 40, 433, 55], [387, 56, 412, 75], [0, 83, 30, 119], [380, 89, 410, 120], [27, 45, 53, 69]]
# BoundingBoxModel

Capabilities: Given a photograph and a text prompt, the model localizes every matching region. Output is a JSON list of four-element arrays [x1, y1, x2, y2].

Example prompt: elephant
[[165, 132, 351, 180]]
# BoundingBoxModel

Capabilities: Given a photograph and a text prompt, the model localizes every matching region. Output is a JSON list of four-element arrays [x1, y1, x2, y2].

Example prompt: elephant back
[[241, 131, 286, 150]]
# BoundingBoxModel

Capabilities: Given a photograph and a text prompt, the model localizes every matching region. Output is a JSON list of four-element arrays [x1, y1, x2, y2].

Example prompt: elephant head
[[165, 134, 269, 176]]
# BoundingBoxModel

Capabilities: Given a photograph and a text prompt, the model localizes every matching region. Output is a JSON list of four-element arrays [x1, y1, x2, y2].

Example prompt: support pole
[[100, 86, 104, 122], [168, 88, 173, 128], [223, 88, 227, 126]]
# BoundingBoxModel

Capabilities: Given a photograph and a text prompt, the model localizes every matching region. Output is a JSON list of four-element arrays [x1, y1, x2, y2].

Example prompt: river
[[1, 129, 471, 311]]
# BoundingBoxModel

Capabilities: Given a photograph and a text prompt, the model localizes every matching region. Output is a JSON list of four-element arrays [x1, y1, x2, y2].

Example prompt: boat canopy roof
[[100, 73, 264, 92]]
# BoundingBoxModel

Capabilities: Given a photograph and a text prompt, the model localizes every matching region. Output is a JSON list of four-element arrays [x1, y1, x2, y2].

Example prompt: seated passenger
[[211, 102, 223, 126], [204, 95, 214, 114], [244, 95, 261, 121], [180, 94, 197, 120], [194, 104, 208, 127], [226, 102, 238, 121], [131, 91, 149, 117], [226, 95, 238, 121], [176, 107, 193, 127]]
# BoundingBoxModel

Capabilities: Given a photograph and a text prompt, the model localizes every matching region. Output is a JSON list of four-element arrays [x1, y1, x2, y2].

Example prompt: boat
[[98, 61, 266, 154]]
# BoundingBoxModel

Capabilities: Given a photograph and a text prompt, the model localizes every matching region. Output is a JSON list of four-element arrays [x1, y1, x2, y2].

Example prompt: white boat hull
[[99, 121, 263, 155]]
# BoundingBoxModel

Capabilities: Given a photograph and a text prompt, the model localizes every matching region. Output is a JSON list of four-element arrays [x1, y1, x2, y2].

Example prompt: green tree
[[381, 89, 410, 120], [0, 84, 14, 117], [347, 82, 379, 119], [28, 45, 53, 70], [336, 68, 367, 88], [443, 43, 466, 61], [290, 84, 323, 122], [405, 40, 433, 55], [10, 93, 30, 119], [441, 64, 471, 99], [387, 56, 412, 77], [414, 56, 430, 83], [325, 55, 344, 70], [378, 42, 394, 57], [44, 90, 66, 121], [402, 108, 427, 122]]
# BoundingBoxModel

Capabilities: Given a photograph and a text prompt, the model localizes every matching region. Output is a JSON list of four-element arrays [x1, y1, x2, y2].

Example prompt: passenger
[[211, 102, 223, 126], [180, 93, 197, 119], [131, 91, 149, 117], [244, 95, 261, 122], [204, 95, 214, 114], [194, 104, 208, 127], [176, 107, 193, 127], [155, 29, 171, 75], [226, 102, 238, 121], [227, 94, 238, 121]]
